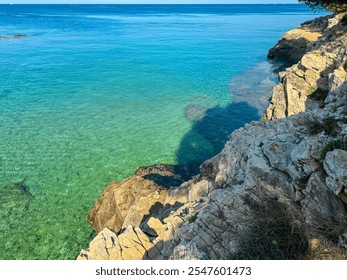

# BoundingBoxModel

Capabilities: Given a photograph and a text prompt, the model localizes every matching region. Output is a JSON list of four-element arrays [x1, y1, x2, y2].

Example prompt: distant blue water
[[0, 4, 322, 259]]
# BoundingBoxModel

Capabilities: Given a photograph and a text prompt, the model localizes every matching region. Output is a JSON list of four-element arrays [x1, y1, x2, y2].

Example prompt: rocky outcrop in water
[[265, 12, 347, 120], [78, 13, 347, 260], [268, 15, 332, 65]]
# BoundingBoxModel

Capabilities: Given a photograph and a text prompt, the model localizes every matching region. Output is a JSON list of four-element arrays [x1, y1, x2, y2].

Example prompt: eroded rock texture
[[265, 13, 347, 120]]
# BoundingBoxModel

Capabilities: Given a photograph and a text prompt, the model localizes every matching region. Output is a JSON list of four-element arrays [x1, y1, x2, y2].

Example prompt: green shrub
[[299, 0, 347, 12], [323, 116, 340, 136], [188, 213, 198, 223], [308, 120, 324, 135], [320, 139, 347, 161], [307, 116, 340, 136], [308, 87, 328, 101], [231, 192, 309, 260], [228, 186, 347, 260]]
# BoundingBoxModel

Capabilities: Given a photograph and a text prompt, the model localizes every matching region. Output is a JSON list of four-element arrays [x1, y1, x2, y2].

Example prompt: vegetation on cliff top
[[299, 0, 347, 12]]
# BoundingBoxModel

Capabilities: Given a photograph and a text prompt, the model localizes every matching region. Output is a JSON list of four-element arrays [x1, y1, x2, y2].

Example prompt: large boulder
[[324, 149, 347, 201], [77, 226, 162, 260], [87, 176, 168, 233]]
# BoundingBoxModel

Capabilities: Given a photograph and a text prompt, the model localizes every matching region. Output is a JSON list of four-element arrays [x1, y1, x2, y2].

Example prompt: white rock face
[[78, 13, 347, 260], [324, 149, 347, 196], [265, 12, 347, 120]]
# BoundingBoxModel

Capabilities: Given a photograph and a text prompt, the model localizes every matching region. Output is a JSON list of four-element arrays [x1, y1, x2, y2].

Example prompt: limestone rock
[[324, 149, 347, 196], [170, 243, 207, 260], [265, 12, 347, 120], [87, 176, 167, 233], [339, 233, 347, 250], [188, 180, 209, 202], [77, 226, 162, 260], [135, 163, 199, 188], [141, 217, 164, 237], [87, 182, 126, 233], [301, 171, 347, 248], [267, 16, 330, 65]]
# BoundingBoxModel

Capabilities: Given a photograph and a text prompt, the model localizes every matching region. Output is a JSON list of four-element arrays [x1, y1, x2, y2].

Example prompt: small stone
[[142, 217, 164, 237], [310, 239, 321, 250]]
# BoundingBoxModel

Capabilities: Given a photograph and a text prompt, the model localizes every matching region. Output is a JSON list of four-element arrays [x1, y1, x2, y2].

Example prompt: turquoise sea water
[[0, 4, 322, 259]]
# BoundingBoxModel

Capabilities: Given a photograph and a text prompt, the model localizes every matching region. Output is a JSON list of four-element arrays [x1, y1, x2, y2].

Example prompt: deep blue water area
[[0, 4, 323, 259]]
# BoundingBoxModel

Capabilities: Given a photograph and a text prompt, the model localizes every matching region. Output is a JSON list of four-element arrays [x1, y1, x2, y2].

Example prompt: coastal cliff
[[78, 13, 347, 260]]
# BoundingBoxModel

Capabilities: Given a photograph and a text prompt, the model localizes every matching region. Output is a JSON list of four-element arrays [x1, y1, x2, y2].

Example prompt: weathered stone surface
[[87, 176, 168, 233], [324, 149, 347, 196], [164, 184, 189, 206], [77, 228, 117, 260], [87, 182, 126, 233], [267, 15, 330, 64], [141, 217, 164, 237], [170, 243, 207, 260], [135, 163, 199, 188], [265, 12, 347, 120], [339, 233, 347, 250], [77, 226, 162, 260], [188, 180, 209, 202]]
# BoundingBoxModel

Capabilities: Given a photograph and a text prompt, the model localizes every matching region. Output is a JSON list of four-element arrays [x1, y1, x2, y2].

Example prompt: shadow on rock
[[135, 163, 200, 188]]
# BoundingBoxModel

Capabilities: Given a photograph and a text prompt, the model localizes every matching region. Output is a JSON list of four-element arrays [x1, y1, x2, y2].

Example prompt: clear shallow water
[[0, 4, 322, 259]]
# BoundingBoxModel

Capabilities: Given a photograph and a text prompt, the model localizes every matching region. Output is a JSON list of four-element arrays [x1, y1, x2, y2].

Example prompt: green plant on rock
[[323, 116, 340, 136], [307, 116, 340, 136], [332, 105, 339, 113], [308, 120, 324, 135], [309, 87, 328, 101], [231, 191, 309, 260], [299, 0, 347, 12], [309, 86, 318, 95], [189, 213, 198, 223], [320, 139, 347, 161]]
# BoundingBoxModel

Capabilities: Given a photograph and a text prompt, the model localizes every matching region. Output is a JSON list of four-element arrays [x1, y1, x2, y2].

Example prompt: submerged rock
[[228, 61, 277, 114], [0, 180, 32, 200], [0, 181, 33, 233], [0, 34, 26, 39], [184, 104, 208, 122]]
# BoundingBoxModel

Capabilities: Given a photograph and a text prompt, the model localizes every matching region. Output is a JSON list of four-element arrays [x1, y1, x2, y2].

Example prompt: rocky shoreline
[[78, 12, 347, 260]]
